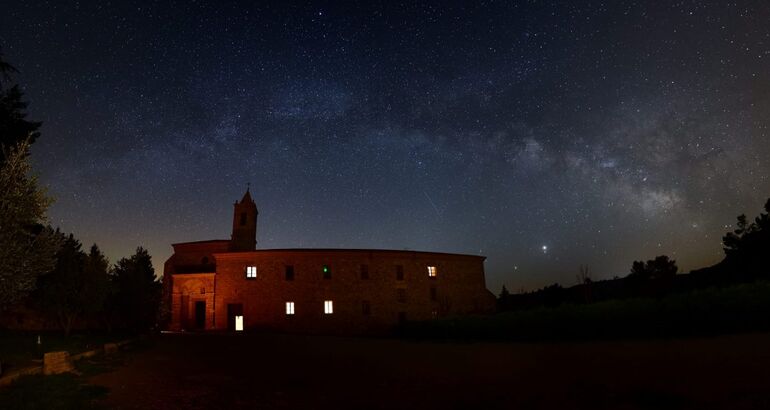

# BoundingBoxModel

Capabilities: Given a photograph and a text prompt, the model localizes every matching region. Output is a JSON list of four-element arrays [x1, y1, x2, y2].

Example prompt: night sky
[[1, 1, 769, 292]]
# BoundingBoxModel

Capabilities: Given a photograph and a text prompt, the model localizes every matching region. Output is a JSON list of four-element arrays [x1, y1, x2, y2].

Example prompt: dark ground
[[86, 332, 770, 409]]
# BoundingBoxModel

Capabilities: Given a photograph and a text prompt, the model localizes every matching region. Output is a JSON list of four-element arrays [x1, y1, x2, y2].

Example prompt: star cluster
[[1, 1, 769, 291]]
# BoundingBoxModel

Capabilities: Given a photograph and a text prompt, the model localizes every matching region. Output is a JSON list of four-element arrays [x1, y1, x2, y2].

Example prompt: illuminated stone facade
[[164, 191, 495, 334]]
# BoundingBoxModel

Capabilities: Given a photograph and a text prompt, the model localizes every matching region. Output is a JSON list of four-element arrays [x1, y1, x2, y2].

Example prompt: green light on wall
[[323, 265, 329, 273]]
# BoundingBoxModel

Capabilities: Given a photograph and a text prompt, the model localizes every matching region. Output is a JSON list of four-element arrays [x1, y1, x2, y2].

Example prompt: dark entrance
[[227, 303, 243, 331], [398, 312, 407, 325], [180, 295, 189, 329], [194, 301, 206, 329]]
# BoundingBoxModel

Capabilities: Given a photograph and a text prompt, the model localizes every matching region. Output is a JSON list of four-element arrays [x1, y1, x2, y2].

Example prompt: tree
[[83, 244, 110, 320], [577, 265, 593, 303], [0, 49, 41, 163], [721, 198, 770, 280], [628, 255, 678, 280], [0, 141, 59, 309], [34, 233, 109, 335], [114, 247, 161, 331]]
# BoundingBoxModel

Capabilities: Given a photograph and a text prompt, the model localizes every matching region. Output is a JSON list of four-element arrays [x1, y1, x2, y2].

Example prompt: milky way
[[2, 1, 769, 291]]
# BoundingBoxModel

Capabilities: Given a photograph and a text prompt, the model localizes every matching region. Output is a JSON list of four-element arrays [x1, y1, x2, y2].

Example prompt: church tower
[[230, 188, 258, 251]]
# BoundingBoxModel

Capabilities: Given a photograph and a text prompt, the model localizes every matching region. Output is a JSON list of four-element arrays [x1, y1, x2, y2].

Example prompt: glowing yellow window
[[427, 266, 437, 278], [246, 266, 257, 278], [286, 302, 295, 315], [324, 300, 333, 314]]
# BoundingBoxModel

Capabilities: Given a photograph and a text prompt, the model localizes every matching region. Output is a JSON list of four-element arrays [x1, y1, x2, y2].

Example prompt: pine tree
[[0, 49, 41, 166]]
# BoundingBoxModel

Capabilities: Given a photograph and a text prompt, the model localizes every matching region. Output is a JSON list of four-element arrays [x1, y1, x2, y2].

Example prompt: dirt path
[[90, 332, 770, 409]]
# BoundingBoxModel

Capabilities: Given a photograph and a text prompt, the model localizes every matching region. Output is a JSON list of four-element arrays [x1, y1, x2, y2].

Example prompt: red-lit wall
[[168, 248, 495, 334]]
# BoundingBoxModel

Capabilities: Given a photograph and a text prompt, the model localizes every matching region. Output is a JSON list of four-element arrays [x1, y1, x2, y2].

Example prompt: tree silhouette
[[114, 247, 162, 331], [0, 48, 41, 165], [34, 233, 110, 335], [721, 198, 770, 281], [628, 255, 678, 280]]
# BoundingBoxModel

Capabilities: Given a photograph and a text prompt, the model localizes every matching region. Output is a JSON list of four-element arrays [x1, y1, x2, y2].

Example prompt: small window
[[246, 266, 257, 279], [285, 265, 294, 281], [324, 300, 334, 314], [428, 266, 438, 278], [360, 264, 369, 280], [240, 212, 247, 226], [430, 287, 437, 301], [201, 256, 209, 265], [323, 265, 331, 279], [362, 301, 371, 316], [286, 302, 295, 315], [235, 315, 244, 331], [397, 288, 406, 303], [396, 265, 404, 281], [431, 310, 438, 319]]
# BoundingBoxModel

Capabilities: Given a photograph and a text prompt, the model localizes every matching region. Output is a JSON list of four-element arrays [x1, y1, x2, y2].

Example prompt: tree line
[[0, 49, 161, 334], [499, 198, 770, 311]]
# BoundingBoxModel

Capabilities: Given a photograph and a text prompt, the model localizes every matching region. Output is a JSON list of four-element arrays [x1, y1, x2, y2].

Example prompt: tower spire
[[231, 186, 258, 251]]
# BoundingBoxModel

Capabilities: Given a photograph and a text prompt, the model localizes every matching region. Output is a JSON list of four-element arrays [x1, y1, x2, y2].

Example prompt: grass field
[[403, 281, 770, 341], [85, 332, 770, 409]]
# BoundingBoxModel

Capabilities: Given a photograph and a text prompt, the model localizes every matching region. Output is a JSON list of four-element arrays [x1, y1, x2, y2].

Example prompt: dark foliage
[[33, 231, 109, 335], [113, 247, 162, 331], [721, 198, 770, 282], [628, 255, 678, 280], [0, 48, 41, 164]]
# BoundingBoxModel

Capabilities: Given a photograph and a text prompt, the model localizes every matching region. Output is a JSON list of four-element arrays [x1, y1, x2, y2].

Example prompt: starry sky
[[1, 1, 769, 292]]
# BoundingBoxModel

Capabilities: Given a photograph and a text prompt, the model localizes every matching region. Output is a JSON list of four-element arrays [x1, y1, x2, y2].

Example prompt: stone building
[[163, 190, 495, 333]]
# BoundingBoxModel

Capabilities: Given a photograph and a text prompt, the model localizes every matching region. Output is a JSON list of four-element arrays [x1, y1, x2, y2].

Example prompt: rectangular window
[[396, 265, 404, 281], [324, 300, 334, 314], [246, 266, 257, 279], [323, 265, 331, 279], [360, 264, 369, 279], [235, 315, 244, 331], [286, 302, 295, 315], [430, 287, 437, 301], [285, 265, 294, 281], [362, 301, 371, 316], [397, 288, 406, 303], [427, 265, 437, 278]]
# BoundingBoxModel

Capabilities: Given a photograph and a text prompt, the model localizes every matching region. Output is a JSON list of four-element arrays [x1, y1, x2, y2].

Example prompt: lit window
[[427, 266, 437, 278], [324, 300, 333, 314], [246, 266, 257, 278], [323, 265, 331, 279], [286, 302, 295, 315], [235, 315, 244, 331]]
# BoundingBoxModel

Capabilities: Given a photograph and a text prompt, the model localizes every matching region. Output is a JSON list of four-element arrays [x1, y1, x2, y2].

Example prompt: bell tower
[[230, 188, 258, 251]]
